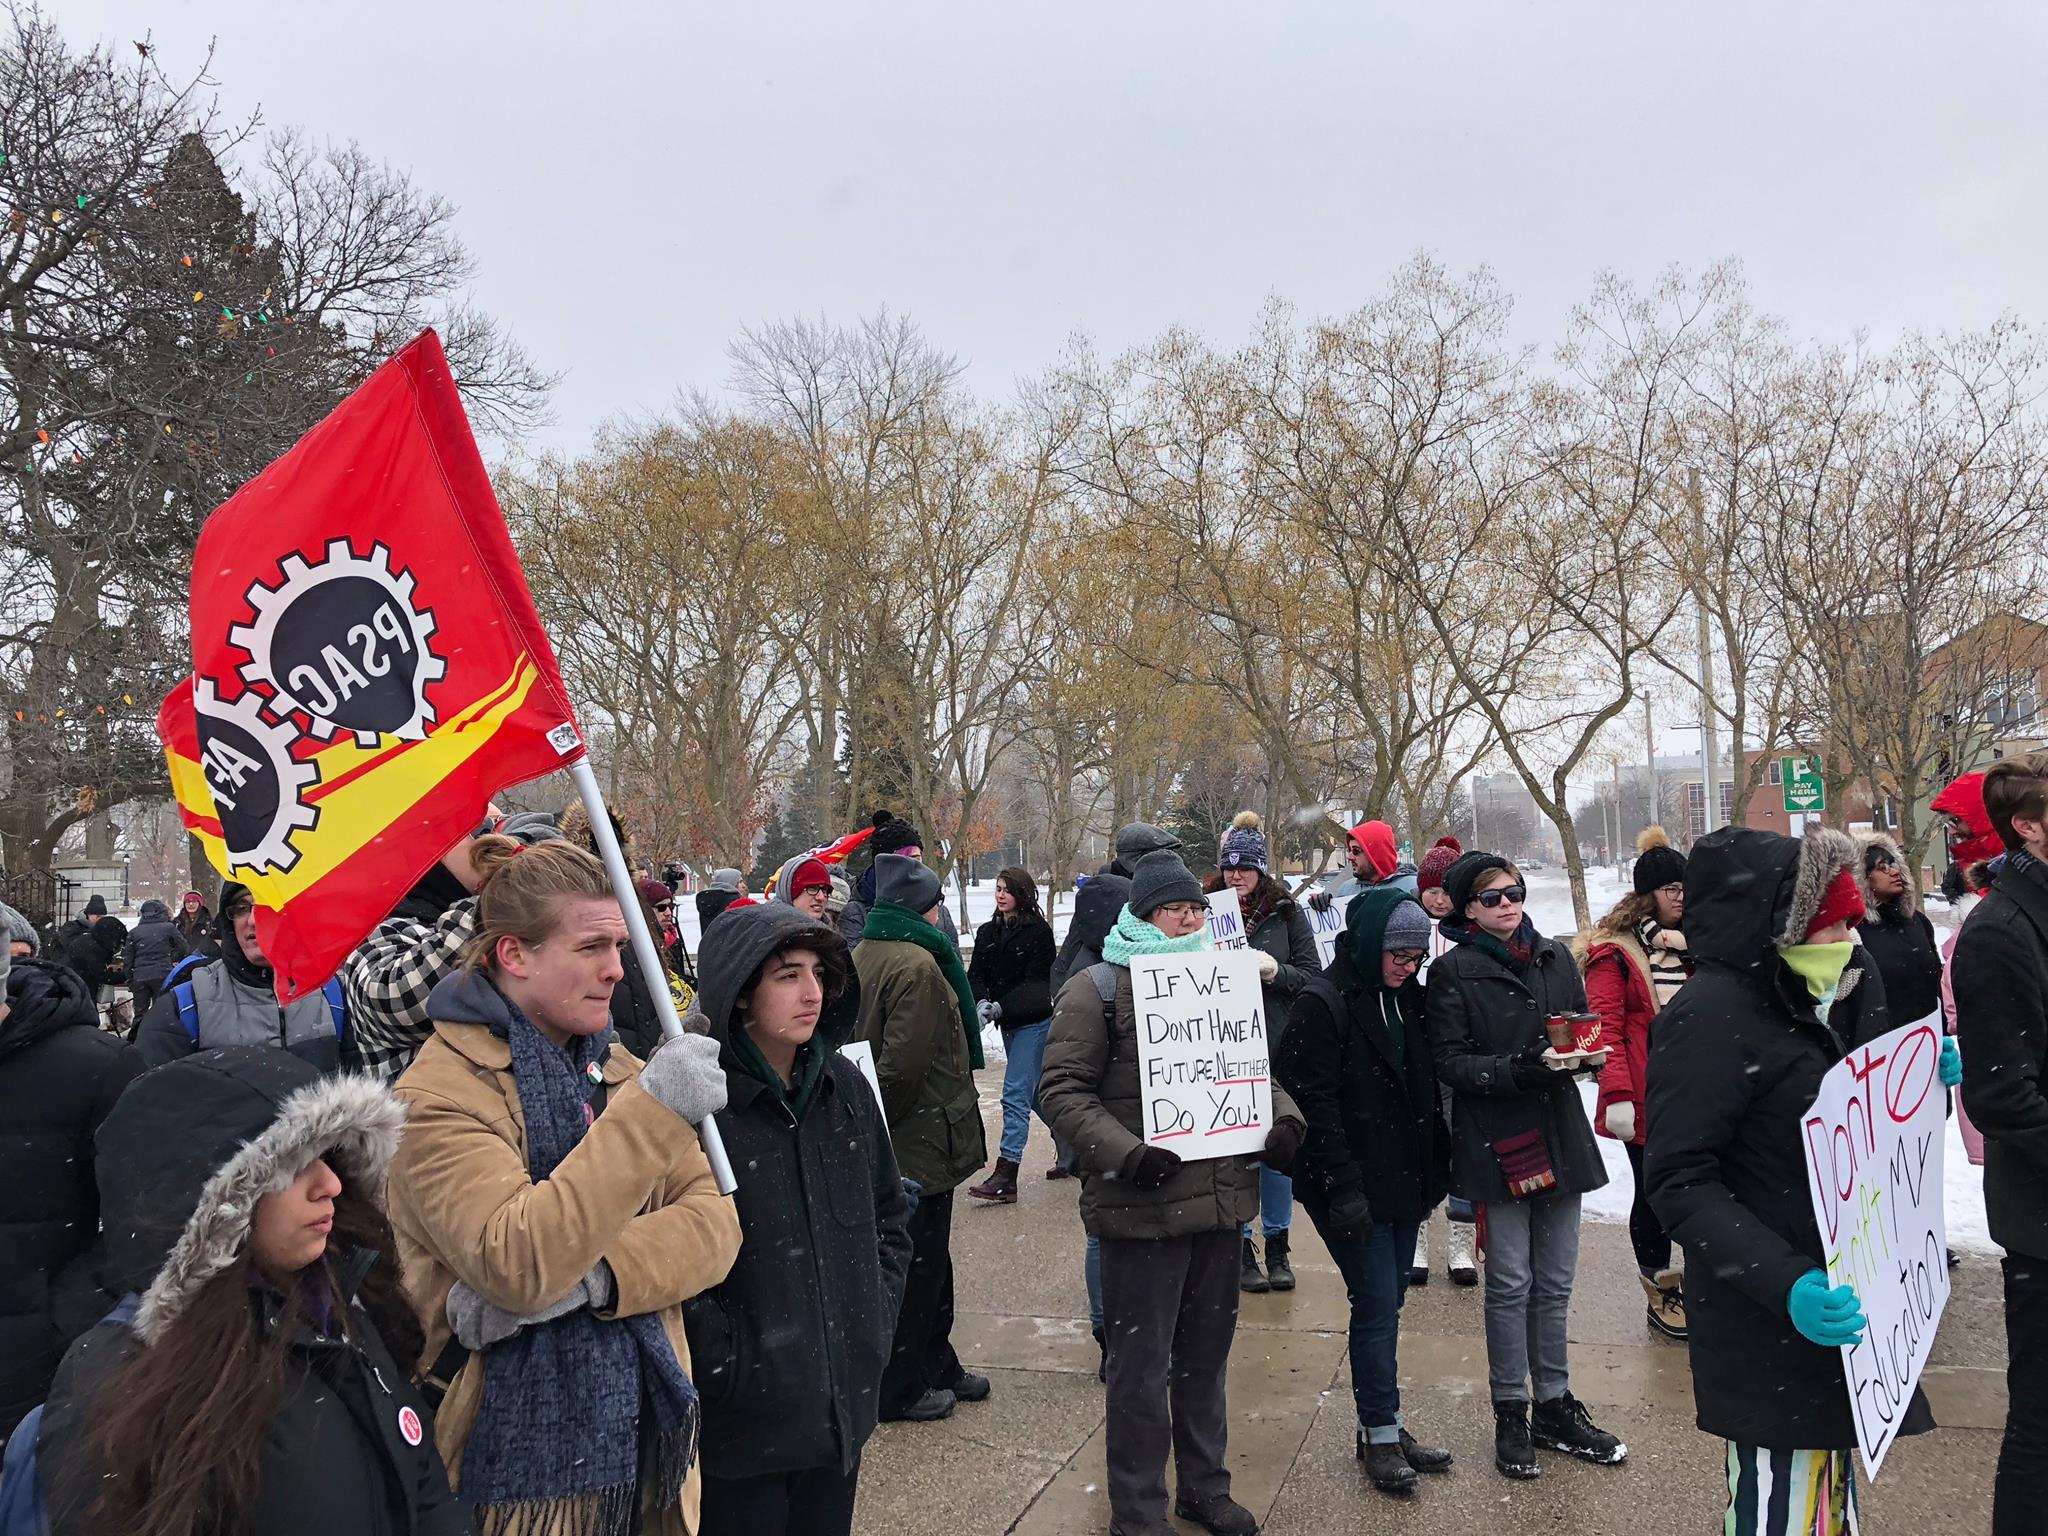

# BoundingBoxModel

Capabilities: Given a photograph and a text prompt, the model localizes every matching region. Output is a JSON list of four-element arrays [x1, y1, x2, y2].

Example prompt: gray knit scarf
[[460, 992, 698, 1535]]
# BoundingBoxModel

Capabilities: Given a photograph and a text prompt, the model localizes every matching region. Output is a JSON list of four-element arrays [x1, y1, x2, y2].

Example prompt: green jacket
[[1039, 962, 1304, 1241], [852, 938, 987, 1194]]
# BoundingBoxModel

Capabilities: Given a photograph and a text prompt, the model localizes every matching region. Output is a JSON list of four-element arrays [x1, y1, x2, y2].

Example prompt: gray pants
[[1481, 1191, 1581, 1405], [1099, 1229, 1239, 1526]]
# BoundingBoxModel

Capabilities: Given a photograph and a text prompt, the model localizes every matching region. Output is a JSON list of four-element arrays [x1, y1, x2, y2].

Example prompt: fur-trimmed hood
[[93, 1048, 405, 1344], [1854, 830, 1920, 920], [1685, 824, 1861, 967]]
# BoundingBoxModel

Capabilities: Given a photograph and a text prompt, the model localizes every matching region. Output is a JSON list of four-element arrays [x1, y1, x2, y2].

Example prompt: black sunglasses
[[654, 901, 674, 913], [1475, 885, 1527, 909]]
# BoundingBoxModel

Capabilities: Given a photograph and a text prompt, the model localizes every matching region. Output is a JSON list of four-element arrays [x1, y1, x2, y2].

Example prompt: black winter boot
[[1531, 1392, 1627, 1464], [1493, 1402, 1539, 1479], [1263, 1231, 1295, 1292], [1239, 1236, 1269, 1293]]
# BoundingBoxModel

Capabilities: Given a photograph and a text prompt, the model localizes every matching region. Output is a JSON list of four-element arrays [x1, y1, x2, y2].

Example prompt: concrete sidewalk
[[852, 1074, 2005, 1535]]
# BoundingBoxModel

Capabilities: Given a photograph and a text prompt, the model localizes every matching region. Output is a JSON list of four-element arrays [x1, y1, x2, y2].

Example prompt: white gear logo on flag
[[191, 677, 321, 873], [228, 538, 446, 747]]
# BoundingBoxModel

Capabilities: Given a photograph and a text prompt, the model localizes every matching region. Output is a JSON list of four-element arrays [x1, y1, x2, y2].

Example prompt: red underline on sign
[[1208, 1123, 1263, 1136], [1155, 1129, 1194, 1139], [1216, 1077, 1267, 1086]]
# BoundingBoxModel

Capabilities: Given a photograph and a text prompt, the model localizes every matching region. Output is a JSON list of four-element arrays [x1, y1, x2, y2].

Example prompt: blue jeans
[[998, 1017, 1051, 1162], [1482, 1191, 1581, 1405], [1240, 1164, 1294, 1241], [1317, 1218, 1420, 1437], [1448, 1195, 1476, 1223]]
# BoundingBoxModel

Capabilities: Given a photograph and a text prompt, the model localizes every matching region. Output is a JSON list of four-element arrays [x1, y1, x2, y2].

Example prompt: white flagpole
[[570, 756, 738, 1195]]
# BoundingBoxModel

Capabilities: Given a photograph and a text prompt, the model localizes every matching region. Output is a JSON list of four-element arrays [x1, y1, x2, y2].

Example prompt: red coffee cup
[[1568, 1011, 1603, 1053], [1544, 1015, 1576, 1053]]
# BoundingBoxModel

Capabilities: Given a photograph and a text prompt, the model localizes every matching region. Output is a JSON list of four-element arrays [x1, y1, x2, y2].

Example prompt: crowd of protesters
[[0, 767, 2038, 1536]]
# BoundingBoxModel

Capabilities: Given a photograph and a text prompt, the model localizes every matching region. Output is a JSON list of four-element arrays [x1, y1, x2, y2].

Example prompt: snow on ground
[[670, 861, 1997, 1252]]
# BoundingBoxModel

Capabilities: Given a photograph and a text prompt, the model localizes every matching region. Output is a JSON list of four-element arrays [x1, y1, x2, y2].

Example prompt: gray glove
[[977, 999, 1002, 1024], [637, 1031, 728, 1123], [446, 1259, 615, 1350]]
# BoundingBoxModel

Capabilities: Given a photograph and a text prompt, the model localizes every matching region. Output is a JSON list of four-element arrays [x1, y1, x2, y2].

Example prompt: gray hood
[[1112, 822, 1182, 875], [691, 901, 855, 1050], [137, 898, 172, 923]]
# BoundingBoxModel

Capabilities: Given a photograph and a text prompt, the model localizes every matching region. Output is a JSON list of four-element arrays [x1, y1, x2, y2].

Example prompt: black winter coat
[[120, 900, 189, 988], [1244, 897, 1321, 1044], [609, 945, 669, 1060], [59, 917, 124, 994], [37, 1046, 469, 1534], [683, 903, 912, 1477], [969, 910, 1057, 1026], [1646, 825, 1930, 1451], [1425, 921, 1606, 1203], [1277, 950, 1451, 1229], [42, 1277, 471, 1536], [1953, 854, 2048, 1259], [1051, 873, 1130, 996], [0, 961, 142, 1436], [1856, 903, 1943, 1026]]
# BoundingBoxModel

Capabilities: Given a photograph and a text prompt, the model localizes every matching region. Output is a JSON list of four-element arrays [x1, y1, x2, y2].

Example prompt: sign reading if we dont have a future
[[1133, 950, 1271, 1161]]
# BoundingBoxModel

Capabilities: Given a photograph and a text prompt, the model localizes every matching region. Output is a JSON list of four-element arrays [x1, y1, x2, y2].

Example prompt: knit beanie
[[870, 813, 923, 856], [1348, 821, 1398, 881], [1415, 836, 1463, 893], [1381, 899, 1434, 952], [710, 868, 744, 893], [826, 867, 852, 915], [1218, 811, 1270, 874], [1805, 867, 1866, 939], [83, 894, 107, 917], [0, 900, 37, 955], [1632, 826, 1687, 895], [872, 853, 942, 915], [788, 857, 831, 896], [1112, 822, 1182, 874], [1128, 849, 1205, 919], [635, 877, 673, 908], [1442, 850, 1513, 914]]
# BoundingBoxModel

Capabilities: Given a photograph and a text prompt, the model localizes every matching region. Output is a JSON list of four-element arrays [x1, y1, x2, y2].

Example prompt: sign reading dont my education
[[1801, 1018, 1950, 1478], [1133, 951, 1271, 1160], [1310, 893, 1351, 968], [1204, 888, 1247, 949]]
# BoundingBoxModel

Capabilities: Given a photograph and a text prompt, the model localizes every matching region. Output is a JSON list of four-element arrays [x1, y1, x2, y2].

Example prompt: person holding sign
[[1210, 812, 1322, 1294], [1951, 755, 2048, 1536], [1040, 849, 1305, 1536], [1647, 826, 1935, 1536], [1276, 887, 1455, 1496], [1426, 851, 1623, 1480]]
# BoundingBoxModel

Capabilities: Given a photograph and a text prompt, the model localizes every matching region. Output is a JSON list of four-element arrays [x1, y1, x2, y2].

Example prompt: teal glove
[[1940, 1035, 1962, 1089], [1787, 1269, 1866, 1348]]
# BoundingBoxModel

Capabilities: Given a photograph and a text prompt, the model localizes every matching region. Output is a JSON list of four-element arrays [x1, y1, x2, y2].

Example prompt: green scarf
[[863, 899, 985, 1070], [1778, 940, 1854, 1004], [1377, 989, 1408, 1068], [1101, 904, 1213, 966], [729, 1026, 831, 1121]]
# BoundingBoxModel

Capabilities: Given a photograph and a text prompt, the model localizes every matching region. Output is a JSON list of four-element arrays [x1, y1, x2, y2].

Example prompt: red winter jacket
[[1582, 931, 1657, 1144]]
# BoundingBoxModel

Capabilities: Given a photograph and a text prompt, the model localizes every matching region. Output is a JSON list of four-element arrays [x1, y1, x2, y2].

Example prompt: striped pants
[[1725, 1444, 1858, 1536]]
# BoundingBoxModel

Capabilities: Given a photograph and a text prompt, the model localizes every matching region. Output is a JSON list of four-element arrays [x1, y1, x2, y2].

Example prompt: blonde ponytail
[[459, 838, 616, 973]]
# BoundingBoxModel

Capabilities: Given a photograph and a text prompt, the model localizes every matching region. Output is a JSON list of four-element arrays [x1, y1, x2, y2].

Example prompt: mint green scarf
[[1101, 904, 1213, 967]]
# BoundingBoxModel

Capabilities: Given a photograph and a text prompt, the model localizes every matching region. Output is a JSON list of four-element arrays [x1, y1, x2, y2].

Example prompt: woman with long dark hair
[[34, 1047, 470, 1536], [966, 866, 1058, 1203]]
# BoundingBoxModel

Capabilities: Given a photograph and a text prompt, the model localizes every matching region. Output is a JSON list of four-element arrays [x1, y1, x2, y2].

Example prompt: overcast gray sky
[[51, 0, 2048, 450]]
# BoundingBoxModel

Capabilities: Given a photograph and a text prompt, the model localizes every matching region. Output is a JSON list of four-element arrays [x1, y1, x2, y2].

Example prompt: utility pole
[[1644, 696, 1658, 835], [1612, 758, 1624, 871], [1689, 466, 1722, 832], [1471, 771, 1483, 848]]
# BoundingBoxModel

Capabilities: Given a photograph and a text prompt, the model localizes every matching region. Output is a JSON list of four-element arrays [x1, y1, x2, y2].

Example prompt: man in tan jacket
[[388, 837, 740, 1535]]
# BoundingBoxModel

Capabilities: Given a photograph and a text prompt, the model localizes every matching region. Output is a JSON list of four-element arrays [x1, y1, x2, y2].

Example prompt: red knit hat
[[789, 857, 831, 896], [1348, 821, 1399, 881], [1806, 866, 1866, 939], [1416, 836, 1464, 893]]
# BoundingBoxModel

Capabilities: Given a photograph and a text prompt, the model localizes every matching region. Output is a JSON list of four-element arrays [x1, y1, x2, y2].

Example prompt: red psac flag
[[159, 330, 585, 1001]]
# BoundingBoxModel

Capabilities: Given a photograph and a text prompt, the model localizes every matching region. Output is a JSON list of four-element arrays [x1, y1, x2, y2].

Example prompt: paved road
[[852, 1072, 2005, 1535]]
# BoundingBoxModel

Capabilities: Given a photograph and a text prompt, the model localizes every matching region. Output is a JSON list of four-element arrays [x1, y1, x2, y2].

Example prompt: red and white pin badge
[[397, 1406, 424, 1447]]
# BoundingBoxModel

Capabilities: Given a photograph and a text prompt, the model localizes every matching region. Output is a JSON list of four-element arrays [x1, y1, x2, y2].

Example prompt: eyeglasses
[[1153, 900, 1209, 920], [1656, 883, 1685, 898], [1475, 885, 1527, 909], [1386, 950, 1426, 970], [654, 902, 674, 914]]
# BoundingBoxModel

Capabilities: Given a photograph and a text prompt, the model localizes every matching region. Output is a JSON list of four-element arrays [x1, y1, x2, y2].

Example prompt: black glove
[[1130, 1144, 1183, 1191], [1260, 1119, 1304, 1174], [1325, 1188, 1374, 1237], [1508, 1047, 1555, 1094], [1308, 890, 1335, 914]]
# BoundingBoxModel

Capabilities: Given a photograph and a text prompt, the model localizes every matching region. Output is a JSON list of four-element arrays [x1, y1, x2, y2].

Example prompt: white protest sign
[[1205, 888, 1246, 949], [1801, 1017, 1950, 1478], [1310, 894, 1351, 968], [838, 1040, 889, 1141], [1132, 950, 1271, 1159]]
